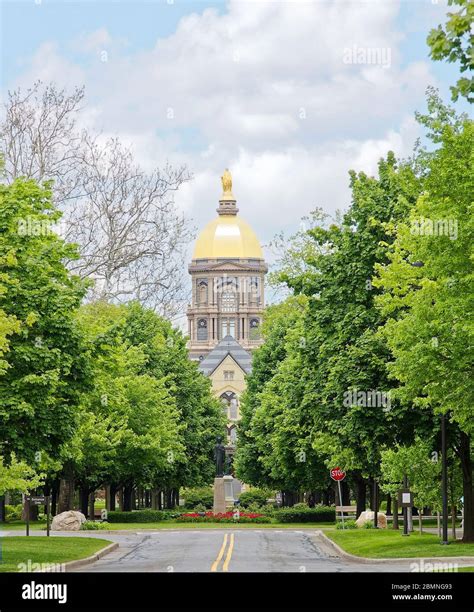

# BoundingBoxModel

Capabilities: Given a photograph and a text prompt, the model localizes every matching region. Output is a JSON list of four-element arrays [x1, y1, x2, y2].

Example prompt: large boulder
[[355, 510, 387, 529], [51, 511, 86, 531]]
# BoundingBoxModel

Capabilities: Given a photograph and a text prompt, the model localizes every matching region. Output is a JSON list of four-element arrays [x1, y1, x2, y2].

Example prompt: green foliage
[[362, 521, 375, 529], [66, 301, 225, 495], [292, 502, 309, 510], [0, 453, 43, 495], [107, 510, 166, 523], [380, 438, 441, 514], [80, 521, 110, 530], [336, 519, 357, 530], [0, 178, 89, 463], [274, 506, 335, 523], [238, 489, 270, 508], [182, 487, 214, 509], [374, 102, 474, 437], [5, 504, 23, 522], [426, 0, 473, 102]]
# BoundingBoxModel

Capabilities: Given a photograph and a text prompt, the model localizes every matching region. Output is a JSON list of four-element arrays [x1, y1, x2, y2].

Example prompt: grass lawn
[[1, 521, 46, 532], [0, 536, 112, 572], [326, 529, 474, 559], [458, 567, 474, 572]]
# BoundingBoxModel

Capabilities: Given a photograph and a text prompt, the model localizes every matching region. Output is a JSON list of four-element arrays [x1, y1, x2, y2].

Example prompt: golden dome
[[193, 215, 263, 260]]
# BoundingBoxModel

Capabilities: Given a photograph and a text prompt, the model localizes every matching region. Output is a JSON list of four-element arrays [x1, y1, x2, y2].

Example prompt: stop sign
[[330, 467, 346, 481]]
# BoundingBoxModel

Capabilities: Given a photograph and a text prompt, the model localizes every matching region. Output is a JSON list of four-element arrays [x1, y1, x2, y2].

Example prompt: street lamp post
[[441, 413, 449, 545]]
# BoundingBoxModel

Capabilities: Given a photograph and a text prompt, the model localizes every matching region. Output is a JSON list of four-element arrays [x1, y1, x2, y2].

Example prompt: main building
[[187, 169, 267, 447]]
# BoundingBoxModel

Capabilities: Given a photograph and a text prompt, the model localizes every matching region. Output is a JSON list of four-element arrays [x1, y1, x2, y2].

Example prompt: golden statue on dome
[[220, 168, 234, 200]]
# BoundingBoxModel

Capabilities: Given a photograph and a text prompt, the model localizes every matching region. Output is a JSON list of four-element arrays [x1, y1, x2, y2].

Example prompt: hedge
[[107, 510, 167, 523], [274, 506, 335, 523]]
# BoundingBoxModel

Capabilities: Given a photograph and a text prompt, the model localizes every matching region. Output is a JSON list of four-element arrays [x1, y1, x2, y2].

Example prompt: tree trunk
[[354, 473, 367, 518], [51, 481, 59, 517], [88, 491, 95, 521], [21, 496, 38, 521], [118, 487, 124, 511], [418, 510, 423, 534], [451, 505, 456, 540], [57, 464, 75, 513], [458, 432, 473, 543], [0, 496, 5, 522], [386, 494, 392, 517], [341, 481, 350, 505], [123, 485, 133, 512], [151, 488, 159, 510], [79, 488, 89, 517], [392, 496, 399, 530], [106, 484, 117, 512]]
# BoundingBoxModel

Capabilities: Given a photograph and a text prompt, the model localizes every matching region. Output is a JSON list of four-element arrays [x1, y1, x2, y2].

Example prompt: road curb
[[315, 530, 474, 565], [33, 542, 120, 572], [64, 542, 119, 571]]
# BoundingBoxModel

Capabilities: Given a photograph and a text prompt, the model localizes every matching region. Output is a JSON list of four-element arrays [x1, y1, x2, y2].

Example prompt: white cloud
[[10, 0, 434, 252]]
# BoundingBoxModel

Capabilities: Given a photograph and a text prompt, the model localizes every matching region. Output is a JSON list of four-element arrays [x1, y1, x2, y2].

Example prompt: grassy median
[[0, 536, 112, 572], [326, 529, 474, 559]]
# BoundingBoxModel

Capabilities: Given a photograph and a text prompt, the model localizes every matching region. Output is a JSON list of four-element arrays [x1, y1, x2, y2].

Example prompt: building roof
[[193, 214, 263, 260], [192, 169, 264, 260], [198, 335, 253, 376]]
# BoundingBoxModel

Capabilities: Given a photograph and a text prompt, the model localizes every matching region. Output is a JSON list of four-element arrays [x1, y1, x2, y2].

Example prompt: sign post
[[330, 467, 346, 529], [25, 496, 30, 537], [26, 495, 49, 537], [398, 485, 413, 537]]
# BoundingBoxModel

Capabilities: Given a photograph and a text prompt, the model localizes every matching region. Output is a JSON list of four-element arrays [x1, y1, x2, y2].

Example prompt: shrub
[[182, 487, 214, 509], [292, 502, 309, 510], [107, 510, 166, 523], [362, 521, 375, 529], [238, 489, 270, 508], [336, 519, 357, 530], [5, 504, 23, 522], [274, 506, 336, 523], [81, 521, 110, 530]]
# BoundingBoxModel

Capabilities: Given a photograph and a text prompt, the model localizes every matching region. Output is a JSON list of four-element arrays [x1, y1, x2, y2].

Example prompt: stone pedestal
[[213, 478, 226, 514], [224, 475, 234, 504]]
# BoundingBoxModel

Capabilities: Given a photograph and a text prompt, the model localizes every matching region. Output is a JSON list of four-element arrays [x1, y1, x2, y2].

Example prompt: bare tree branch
[[0, 81, 193, 317]]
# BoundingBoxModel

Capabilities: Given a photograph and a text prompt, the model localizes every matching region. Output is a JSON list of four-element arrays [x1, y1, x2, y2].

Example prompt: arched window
[[197, 280, 208, 305], [197, 318, 208, 341]]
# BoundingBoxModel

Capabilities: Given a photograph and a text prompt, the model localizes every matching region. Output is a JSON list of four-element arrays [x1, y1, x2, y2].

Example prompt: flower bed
[[176, 511, 271, 523]]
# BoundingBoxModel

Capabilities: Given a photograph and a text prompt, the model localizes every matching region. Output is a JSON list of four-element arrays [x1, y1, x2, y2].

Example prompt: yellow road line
[[222, 533, 234, 572], [210, 533, 228, 572]]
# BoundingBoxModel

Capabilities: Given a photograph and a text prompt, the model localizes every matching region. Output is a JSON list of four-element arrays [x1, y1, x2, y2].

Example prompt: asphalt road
[[69, 529, 430, 573]]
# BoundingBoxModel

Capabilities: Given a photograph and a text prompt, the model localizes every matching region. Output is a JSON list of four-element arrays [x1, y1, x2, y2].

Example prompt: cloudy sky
[[0, 0, 468, 261]]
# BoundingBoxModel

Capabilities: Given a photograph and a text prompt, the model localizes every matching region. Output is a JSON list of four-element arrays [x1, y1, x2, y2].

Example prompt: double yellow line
[[210, 533, 234, 572]]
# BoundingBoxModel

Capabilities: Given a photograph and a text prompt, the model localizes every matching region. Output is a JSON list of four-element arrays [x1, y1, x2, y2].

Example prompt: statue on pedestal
[[214, 436, 226, 477]]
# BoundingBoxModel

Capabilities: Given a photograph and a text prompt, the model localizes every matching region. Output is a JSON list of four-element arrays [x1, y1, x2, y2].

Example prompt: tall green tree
[[0, 178, 89, 464], [374, 97, 474, 541]]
